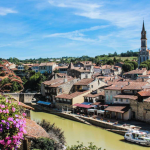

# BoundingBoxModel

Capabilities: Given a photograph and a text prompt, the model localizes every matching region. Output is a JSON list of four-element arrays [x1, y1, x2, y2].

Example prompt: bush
[[30, 137, 55, 150], [0, 95, 26, 149], [67, 142, 106, 150], [139, 64, 148, 70]]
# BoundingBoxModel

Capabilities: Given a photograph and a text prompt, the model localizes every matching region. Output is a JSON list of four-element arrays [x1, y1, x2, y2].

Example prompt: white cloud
[[0, 7, 17, 16], [44, 25, 109, 42]]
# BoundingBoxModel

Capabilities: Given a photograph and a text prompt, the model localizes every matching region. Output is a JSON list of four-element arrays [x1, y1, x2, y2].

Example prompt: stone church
[[138, 21, 150, 65]]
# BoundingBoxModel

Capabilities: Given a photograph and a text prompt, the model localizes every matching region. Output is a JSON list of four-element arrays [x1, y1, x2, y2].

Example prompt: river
[[30, 111, 149, 150]]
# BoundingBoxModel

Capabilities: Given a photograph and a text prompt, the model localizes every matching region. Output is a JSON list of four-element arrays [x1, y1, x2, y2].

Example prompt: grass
[[110, 57, 138, 61]]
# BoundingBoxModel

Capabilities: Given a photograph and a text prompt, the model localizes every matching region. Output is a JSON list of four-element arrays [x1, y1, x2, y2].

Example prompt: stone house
[[55, 90, 90, 110], [73, 78, 107, 93], [58, 66, 68, 74], [94, 66, 100, 73], [41, 77, 78, 102], [31, 64, 39, 73], [74, 61, 93, 70], [104, 82, 129, 104], [84, 91, 105, 103], [100, 65, 113, 75], [39, 62, 57, 74]]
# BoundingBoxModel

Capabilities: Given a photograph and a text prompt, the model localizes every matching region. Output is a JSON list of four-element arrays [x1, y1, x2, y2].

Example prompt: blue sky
[[0, 0, 150, 59]]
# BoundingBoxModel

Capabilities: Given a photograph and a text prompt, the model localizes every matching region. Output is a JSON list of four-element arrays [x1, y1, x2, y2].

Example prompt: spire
[[142, 20, 145, 32], [68, 62, 74, 69]]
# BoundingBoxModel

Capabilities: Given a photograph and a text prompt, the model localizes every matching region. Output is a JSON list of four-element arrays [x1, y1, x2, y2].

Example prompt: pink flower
[[3, 110, 6, 113], [0, 109, 2, 113], [6, 140, 12, 145], [22, 113, 26, 117], [6, 99, 8, 103], [18, 102, 20, 105], [12, 107, 15, 112], [0, 140, 5, 145], [9, 101, 11, 103], [1, 105, 5, 108], [6, 109, 9, 113]]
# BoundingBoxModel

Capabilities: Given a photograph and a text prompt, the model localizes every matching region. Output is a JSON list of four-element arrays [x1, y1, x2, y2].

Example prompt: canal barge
[[124, 130, 150, 146]]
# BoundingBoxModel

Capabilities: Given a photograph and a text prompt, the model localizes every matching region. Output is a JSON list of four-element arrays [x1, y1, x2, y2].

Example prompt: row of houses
[[40, 66, 150, 123]]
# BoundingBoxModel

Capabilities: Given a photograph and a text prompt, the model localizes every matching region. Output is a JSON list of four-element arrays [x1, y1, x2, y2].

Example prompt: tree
[[24, 65, 29, 71], [107, 59, 114, 65], [139, 64, 148, 70], [113, 57, 117, 63], [53, 69, 59, 73], [122, 63, 134, 72], [127, 61, 138, 70]]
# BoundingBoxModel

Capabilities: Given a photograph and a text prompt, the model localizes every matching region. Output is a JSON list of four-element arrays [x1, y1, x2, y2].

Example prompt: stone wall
[[130, 99, 150, 123]]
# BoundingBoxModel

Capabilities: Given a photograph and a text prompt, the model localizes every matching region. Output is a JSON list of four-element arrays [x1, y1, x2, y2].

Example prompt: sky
[[0, 0, 150, 59]]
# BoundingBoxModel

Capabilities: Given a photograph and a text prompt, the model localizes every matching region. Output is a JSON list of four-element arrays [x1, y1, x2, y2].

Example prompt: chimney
[[64, 76, 67, 83]]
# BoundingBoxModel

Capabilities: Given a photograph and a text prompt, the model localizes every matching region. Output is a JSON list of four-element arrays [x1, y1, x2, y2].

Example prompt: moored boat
[[124, 130, 150, 146]]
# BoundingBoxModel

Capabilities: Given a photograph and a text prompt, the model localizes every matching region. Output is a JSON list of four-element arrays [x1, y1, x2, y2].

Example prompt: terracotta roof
[[80, 61, 93, 65], [39, 62, 55, 66], [56, 90, 89, 99], [73, 103, 92, 108], [122, 82, 148, 90], [94, 66, 100, 69], [43, 77, 73, 87], [100, 65, 112, 69], [124, 69, 147, 75], [138, 75, 150, 77], [32, 64, 40, 66], [104, 106, 129, 113], [25, 119, 49, 138], [104, 82, 128, 90], [73, 68, 91, 73], [144, 97, 150, 102], [74, 78, 94, 86], [113, 94, 138, 100], [138, 89, 150, 96], [84, 91, 105, 98], [68, 62, 74, 69]]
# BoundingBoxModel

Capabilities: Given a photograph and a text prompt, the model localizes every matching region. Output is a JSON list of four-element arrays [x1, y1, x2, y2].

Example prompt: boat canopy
[[37, 101, 51, 106]]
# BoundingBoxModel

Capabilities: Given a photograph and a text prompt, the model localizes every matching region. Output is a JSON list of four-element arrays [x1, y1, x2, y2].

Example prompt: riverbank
[[30, 105, 138, 136]]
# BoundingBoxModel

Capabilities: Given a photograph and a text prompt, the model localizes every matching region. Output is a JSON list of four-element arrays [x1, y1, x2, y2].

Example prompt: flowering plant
[[0, 95, 26, 150]]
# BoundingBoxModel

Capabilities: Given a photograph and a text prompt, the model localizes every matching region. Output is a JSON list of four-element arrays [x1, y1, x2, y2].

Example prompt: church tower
[[138, 21, 149, 65], [141, 21, 147, 51]]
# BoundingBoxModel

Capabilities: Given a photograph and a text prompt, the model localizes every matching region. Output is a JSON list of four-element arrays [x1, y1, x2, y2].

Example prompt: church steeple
[[141, 20, 147, 39], [141, 20, 147, 51], [142, 20, 145, 32]]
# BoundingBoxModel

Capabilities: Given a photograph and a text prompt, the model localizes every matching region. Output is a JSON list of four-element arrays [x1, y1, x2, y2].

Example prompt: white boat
[[124, 130, 150, 146]]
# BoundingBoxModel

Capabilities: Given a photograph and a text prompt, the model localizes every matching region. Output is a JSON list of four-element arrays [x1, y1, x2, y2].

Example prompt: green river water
[[30, 111, 150, 150]]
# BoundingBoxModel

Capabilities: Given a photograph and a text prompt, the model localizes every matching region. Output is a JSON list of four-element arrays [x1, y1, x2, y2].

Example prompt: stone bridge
[[4, 93, 41, 103]]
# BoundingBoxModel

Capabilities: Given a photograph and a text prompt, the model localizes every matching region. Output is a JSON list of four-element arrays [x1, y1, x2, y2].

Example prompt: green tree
[[11, 82, 18, 92], [122, 63, 134, 72], [139, 64, 148, 70]]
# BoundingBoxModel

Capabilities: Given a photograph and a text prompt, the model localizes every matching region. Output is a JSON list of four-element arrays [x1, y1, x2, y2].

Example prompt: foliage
[[140, 60, 150, 70], [139, 64, 148, 70], [24, 72, 47, 91], [30, 137, 55, 150], [53, 69, 59, 73], [125, 61, 138, 70], [24, 65, 29, 71], [122, 63, 134, 72], [67, 142, 106, 150], [106, 59, 114, 65], [38, 119, 66, 147], [0, 95, 26, 149]]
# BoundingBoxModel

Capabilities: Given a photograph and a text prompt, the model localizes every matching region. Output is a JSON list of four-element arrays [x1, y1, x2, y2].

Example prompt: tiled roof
[[138, 75, 150, 77], [84, 91, 105, 98], [113, 94, 138, 100], [94, 66, 100, 69], [80, 61, 93, 65], [32, 64, 40, 66], [56, 90, 89, 99], [138, 89, 150, 96], [43, 77, 74, 87], [100, 65, 112, 69], [124, 69, 147, 75], [104, 82, 128, 90], [122, 82, 148, 90], [25, 119, 49, 138], [74, 78, 94, 86], [39, 62, 55, 66], [104, 106, 129, 113]]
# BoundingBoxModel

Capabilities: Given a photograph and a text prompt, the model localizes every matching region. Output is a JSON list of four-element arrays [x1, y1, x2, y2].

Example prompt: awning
[[104, 106, 129, 113], [37, 101, 51, 106], [73, 103, 92, 108], [81, 102, 91, 105]]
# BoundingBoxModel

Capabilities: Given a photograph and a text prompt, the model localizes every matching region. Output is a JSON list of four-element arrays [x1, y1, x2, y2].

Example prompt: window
[[126, 99, 128, 102], [110, 91, 112, 93], [121, 99, 123, 102], [91, 85, 93, 88], [116, 91, 118, 94], [106, 91, 108, 93]]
